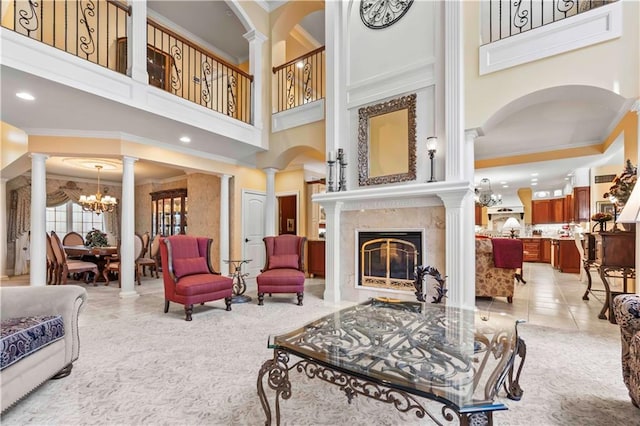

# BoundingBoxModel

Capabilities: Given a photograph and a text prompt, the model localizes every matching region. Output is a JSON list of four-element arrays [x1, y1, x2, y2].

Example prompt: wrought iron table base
[[225, 259, 252, 303], [257, 347, 525, 426]]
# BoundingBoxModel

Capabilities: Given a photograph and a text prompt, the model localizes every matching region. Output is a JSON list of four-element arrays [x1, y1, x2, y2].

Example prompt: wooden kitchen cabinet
[[550, 198, 565, 223], [540, 238, 551, 263], [573, 186, 591, 222], [563, 195, 574, 223], [475, 205, 482, 226], [521, 238, 541, 262], [307, 240, 325, 277], [532, 200, 550, 224], [557, 238, 580, 273]]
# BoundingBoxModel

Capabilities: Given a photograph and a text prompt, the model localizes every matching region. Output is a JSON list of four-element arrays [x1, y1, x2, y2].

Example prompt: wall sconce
[[426, 136, 437, 182]]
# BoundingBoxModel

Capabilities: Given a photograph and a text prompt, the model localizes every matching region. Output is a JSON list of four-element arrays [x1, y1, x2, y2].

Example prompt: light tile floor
[[475, 261, 626, 335]]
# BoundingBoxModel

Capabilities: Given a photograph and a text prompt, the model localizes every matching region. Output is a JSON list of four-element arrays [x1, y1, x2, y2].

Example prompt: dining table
[[63, 245, 118, 282]]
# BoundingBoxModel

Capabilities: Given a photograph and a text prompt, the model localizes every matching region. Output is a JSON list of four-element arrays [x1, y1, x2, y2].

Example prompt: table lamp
[[503, 217, 521, 238], [616, 183, 640, 224]]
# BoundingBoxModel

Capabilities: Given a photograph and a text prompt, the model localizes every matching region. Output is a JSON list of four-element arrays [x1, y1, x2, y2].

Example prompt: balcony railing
[[483, 0, 617, 44], [1, 0, 130, 71], [273, 46, 325, 114], [1, 1, 253, 124], [146, 20, 252, 124]]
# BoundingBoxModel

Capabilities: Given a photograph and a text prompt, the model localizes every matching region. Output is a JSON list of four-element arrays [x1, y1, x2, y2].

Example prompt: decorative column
[[444, 0, 465, 182], [325, 0, 347, 163], [439, 190, 476, 309], [323, 201, 343, 304], [0, 178, 7, 279], [128, 0, 148, 83], [119, 156, 139, 298], [243, 29, 267, 130], [264, 168, 277, 237], [219, 175, 231, 276], [30, 153, 48, 287]]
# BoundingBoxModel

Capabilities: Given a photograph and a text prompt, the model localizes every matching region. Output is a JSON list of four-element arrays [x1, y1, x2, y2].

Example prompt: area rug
[[1, 281, 638, 425]]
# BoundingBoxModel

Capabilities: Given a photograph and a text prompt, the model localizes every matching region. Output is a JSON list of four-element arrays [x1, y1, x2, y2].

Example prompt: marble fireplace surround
[[314, 181, 475, 306]]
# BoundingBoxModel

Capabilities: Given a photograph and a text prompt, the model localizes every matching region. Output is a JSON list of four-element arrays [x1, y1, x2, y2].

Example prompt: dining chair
[[62, 231, 85, 260], [50, 231, 98, 285], [45, 233, 58, 285], [103, 234, 144, 286], [137, 234, 160, 278]]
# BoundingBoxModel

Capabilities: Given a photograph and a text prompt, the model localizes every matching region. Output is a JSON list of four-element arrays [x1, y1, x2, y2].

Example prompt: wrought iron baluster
[[227, 74, 237, 117], [170, 43, 182, 92], [79, 0, 96, 58], [286, 68, 295, 109], [557, 0, 576, 17], [513, 0, 529, 33], [201, 59, 212, 106], [303, 62, 312, 103], [18, 0, 39, 37]]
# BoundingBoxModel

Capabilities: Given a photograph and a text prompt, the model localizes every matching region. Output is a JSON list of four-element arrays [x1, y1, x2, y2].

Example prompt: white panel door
[[242, 190, 266, 278]]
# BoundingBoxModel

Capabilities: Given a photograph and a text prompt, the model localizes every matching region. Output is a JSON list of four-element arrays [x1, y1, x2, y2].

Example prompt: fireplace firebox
[[358, 230, 423, 291]]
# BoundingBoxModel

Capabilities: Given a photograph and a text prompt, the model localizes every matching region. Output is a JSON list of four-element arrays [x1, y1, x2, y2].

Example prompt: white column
[[128, 0, 148, 83], [29, 153, 48, 287], [439, 190, 476, 309], [219, 175, 231, 276], [444, 0, 465, 182], [243, 29, 267, 130], [325, 1, 347, 162], [0, 178, 8, 279], [634, 103, 640, 295], [322, 201, 343, 304], [119, 156, 139, 298], [264, 168, 277, 237]]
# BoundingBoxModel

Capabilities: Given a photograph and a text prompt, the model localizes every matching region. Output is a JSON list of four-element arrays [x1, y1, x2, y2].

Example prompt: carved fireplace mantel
[[312, 180, 476, 308]]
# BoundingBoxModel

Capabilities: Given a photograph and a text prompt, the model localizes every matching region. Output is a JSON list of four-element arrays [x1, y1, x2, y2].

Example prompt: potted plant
[[85, 229, 109, 248]]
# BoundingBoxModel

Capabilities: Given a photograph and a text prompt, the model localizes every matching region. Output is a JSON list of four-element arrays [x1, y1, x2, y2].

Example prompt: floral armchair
[[475, 238, 519, 303], [613, 294, 640, 408]]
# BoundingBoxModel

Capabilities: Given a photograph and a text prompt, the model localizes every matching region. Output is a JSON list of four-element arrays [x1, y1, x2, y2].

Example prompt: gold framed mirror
[[357, 94, 417, 186]]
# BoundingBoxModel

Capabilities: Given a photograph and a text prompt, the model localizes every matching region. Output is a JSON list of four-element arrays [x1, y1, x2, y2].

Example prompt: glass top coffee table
[[257, 298, 526, 425]]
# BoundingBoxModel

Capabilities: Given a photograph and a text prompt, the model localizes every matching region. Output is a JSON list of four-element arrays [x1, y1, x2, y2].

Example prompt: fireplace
[[358, 230, 423, 292]]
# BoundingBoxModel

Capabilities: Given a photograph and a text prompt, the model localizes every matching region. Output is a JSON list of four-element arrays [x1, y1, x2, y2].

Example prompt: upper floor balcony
[[1, 0, 264, 159]]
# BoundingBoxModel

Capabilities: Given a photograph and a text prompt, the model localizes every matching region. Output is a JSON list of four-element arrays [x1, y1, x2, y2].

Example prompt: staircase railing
[[147, 19, 253, 124], [483, 0, 617, 44], [273, 46, 325, 114], [1, 0, 130, 71]]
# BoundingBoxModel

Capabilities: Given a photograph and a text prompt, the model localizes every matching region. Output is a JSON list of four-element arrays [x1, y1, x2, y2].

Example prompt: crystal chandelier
[[475, 178, 502, 207], [78, 165, 117, 215]]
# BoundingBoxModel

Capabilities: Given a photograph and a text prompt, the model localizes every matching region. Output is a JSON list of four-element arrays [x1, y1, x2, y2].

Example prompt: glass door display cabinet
[[151, 189, 187, 237]]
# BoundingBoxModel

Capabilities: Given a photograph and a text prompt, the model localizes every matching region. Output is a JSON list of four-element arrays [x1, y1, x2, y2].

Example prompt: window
[[46, 201, 105, 236]]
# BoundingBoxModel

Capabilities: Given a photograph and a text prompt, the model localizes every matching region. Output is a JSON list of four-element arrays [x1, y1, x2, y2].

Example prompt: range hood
[[486, 194, 524, 214]]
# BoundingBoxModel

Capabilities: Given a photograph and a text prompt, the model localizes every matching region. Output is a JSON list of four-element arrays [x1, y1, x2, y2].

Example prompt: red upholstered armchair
[[256, 235, 306, 306], [159, 235, 233, 321]]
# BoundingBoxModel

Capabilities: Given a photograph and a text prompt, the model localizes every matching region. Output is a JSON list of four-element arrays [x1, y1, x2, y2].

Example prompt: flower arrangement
[[591, 212, 613, 222], [604, 159, 637, 207], [85, 229, 109, 247]]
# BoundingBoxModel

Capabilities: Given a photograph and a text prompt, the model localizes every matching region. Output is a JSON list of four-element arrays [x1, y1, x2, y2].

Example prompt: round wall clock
[[360, 0, 414, 29]]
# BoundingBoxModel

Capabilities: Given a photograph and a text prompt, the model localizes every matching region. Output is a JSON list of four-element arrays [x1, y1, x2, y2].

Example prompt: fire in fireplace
[[358, 230, 423, 291]]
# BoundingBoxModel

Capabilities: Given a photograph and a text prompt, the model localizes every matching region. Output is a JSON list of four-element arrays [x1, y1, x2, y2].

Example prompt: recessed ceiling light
[[531, 173, 539, 177], [179, 136, 191, 143], [16, 92, 35, 101], [531, 178, 538, 182], [531, 182, 538, 186], [502, 185, 509, 188], [500, 181, 507, 185]]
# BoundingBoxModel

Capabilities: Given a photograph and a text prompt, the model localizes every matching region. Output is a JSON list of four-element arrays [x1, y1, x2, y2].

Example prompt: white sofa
[[1, 285, 87, 413]]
